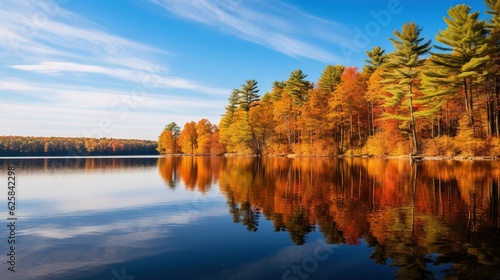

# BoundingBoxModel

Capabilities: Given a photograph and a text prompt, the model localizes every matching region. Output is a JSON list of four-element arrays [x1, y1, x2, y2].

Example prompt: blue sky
[[0, 0, 487, 140]]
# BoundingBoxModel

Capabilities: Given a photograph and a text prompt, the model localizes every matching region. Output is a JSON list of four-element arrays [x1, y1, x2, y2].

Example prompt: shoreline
[[233, 153, 500, 161], [0, 153, 498, 161]]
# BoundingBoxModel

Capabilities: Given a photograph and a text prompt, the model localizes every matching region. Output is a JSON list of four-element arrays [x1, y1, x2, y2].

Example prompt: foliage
[[362, 46, 386, 75], [423, 4, 489, 133], [381, 21, 432, 154], [178, 121, 198, 154], [318, 64, 344, 92], [157, 122, 180, 154], [0, 136, 157, 156], [157, 2, 500, 157], [422, 136, 458, 157]]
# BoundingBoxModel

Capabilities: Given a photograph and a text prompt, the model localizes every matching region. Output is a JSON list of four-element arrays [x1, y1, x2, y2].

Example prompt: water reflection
[[3, 156, 158, 173], [0, 157, 498, 279], [158, 157, 500, 279]]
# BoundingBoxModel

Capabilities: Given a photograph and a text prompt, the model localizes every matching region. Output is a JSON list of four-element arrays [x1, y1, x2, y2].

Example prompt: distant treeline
[[0, 136, 158, 156]]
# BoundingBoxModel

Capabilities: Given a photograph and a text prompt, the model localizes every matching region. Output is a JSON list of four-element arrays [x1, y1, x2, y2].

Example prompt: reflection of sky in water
[[0, 159, 233, 279]]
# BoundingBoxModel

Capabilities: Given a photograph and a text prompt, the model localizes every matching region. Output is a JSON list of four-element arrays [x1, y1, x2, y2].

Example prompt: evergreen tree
[[423, 4, 489, 132], [318, 64, 344, 93], [219, 89, 242, 150], [382, 22, 432, 154], [219, 80, 263, 154], [363, 46, 387, 76], [238, 80, 260, 111], [238, 79, 261, 154], [363, 47, 387, 135], [220, 89, 241, 129], [485, 0, 500, 137], [284, 69, 312, 106]]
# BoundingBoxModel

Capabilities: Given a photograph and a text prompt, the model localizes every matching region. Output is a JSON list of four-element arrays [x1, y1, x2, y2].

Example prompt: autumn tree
[[273, 88, 295, 153], [299, 87, 335, 155], [329, 67, 369, 153], [209, 125, 226, 155], [249, 93, 276, 155], [157, 122, 180, 154], [195, 119, 213, 154], [382, 21, 432, 154], [179, 121, 198, 154]]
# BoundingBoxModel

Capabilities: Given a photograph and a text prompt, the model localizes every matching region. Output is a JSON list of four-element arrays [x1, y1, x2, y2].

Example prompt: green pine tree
[[238, 79, 261, 154], [318, 64, 344, 93], [238, 80, 260, 111], [381, 21, 432, 154], [423, 4, 489, 132], [485, 0, 500, 137], [284, 69, 312, 107], [363, 46, 387, 76]]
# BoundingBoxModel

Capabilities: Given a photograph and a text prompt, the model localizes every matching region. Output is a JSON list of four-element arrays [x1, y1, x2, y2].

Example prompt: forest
[[0, 136, 157, 156], [158, 2, 500, 157]]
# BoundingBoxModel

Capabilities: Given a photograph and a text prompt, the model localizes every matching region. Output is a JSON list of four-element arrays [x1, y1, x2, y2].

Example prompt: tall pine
[[238, 80, 261, 154], [423, 4, 489, 134], [382, 22, 431, 154], [363, 46, 387, 76], [485, 0, 500, 136]]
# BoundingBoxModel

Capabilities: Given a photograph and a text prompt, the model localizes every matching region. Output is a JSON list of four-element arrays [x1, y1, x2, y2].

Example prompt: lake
[[0, 156, 499, 280]]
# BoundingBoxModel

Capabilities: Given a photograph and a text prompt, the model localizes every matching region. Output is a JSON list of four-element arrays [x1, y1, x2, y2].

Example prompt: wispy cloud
[[0, 0, 228, 94], [8, 62, 228, 94], [0, 0, 229, 139], [151, 0, 351, 63], [0, 1, 159, 67], [0, 77, 225, 139]]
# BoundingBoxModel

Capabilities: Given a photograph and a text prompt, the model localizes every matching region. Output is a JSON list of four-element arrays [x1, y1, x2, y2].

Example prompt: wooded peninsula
[[158, 2, 500, 158]]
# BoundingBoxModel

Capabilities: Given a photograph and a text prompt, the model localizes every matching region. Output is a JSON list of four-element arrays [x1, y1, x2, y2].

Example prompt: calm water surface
[[0, 157, 499, 280]]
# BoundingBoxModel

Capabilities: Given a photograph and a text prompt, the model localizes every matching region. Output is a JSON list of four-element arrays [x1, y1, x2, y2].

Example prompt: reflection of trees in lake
[[157, 156, 180, 189], [157, 156, 219, 192], [157, 157, 500, 278], [1, 157, 158, 173]]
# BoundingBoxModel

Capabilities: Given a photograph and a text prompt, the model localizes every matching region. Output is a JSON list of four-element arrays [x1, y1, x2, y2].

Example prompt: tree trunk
[[349, 112, 353, 150], [464, 78, 474, 129], [495, 77, 500, 137], [476, 88, 484, 138], [340, 121, 344, 154], [358, 114, 362, 142], [408, 85, 419, 154], [438, 117, 441, 137], [432, 118, 435, 139], [370, 100, 375, 136]]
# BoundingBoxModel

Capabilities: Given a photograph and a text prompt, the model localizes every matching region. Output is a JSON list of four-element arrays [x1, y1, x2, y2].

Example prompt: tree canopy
[[157, 2, 500, 157]]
